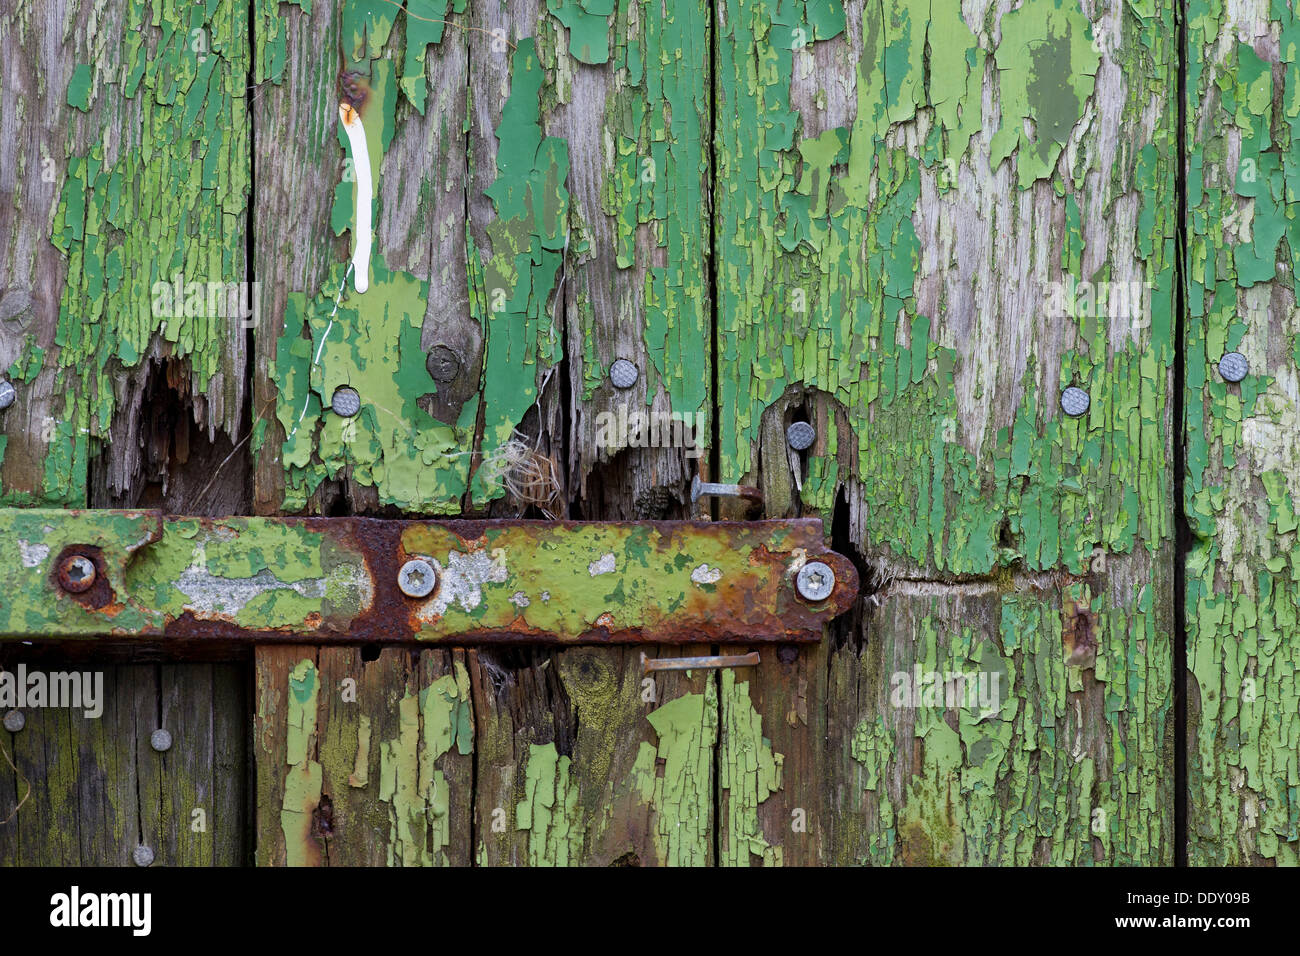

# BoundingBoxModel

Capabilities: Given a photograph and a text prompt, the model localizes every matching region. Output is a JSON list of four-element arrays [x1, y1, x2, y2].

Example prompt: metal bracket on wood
[[0, 510, 858, 645]]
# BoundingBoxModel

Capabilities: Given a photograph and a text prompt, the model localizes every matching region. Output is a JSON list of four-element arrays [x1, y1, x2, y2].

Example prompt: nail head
[[0, 380, 15, 411], [3, 710, 24, 733], [609, 359, 638, 389], [1218, 351, 1248, 383], [132, 845, 155, 867], [1060, 386, 1090, 417], [786, 421, 816, 451], [331, 386, 361, 417], [150, 729, 173, 753]]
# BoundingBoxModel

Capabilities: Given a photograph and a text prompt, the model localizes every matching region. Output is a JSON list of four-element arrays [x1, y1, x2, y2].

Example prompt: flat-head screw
[[0, 380, 15, 411], [397, 558, 437, 598], [331, 386, 361, 417], [426, 346, 461, 383], [3, 710, 25, 733], [132, 845, 155, 867], [609, 358, 638, 389], [150, 729, 173, 753], [1060, 386, 1090, 417], [786, 421, 816, 451], [690, 475, 763, 504], [58, 554, 97, 594], [795, 561, 836, 602], [1218, 351, 1249, 383]]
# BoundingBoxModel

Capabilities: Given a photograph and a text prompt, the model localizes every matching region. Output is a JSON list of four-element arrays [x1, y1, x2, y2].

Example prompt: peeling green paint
[[41, 0, 252, 506], [378, 663, 474, 866], [716, 0, 1173, 578], [1186, 0, 1300, 865], [267, 30, 570, 512], [718, 670, 783, 866], [281, 658, 322, 867]]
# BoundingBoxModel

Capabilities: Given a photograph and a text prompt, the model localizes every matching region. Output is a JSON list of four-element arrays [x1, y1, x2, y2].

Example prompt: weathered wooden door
[[0, 0, 1292, 867]]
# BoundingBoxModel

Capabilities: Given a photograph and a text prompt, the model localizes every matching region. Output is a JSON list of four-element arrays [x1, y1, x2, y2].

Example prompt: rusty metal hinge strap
[[0, 510, 857, 645]]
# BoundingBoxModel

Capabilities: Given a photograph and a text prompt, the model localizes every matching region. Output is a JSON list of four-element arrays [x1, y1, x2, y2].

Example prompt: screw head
[[132, 844, 155, 867], [397, 558, 437, 598], [150, 729, 173, 753], [331, 386, 361, 417], [1060, 386, 1091, 417], [3, 710, 25, 733], [1218, 351, 1249, 383], [426, 345, 462, 383], [58, 554, 97, 593], [786, 421, 816, 451], [0, 380, 15, 411], [795, 561, 836, 602], [609, 358, 639, 389]]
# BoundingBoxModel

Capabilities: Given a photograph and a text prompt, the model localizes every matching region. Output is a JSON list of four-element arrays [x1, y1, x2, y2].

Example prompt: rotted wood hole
[[0, 0, 1294, 869]]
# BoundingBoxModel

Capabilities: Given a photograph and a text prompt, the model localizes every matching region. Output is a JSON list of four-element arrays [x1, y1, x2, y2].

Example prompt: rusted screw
[[59, 554, 96, 593], [1218, 351, 1249, 383], [2, 710, 24, 733], [397, 558, 437, 598], [426, 345, 461, 383], [609, 358, 638, 389], [331, 386, 361, 417], [132, 844, 155, 867], [0, 380, 15, 411], [795, 561, 836, 602], [786, 421, 815, 451], [690, 475, 763, 504], [150, 729, 173, 753]]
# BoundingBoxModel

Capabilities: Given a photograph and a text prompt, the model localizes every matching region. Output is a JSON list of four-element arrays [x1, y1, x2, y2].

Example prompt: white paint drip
[[340, 104, 371, 294]]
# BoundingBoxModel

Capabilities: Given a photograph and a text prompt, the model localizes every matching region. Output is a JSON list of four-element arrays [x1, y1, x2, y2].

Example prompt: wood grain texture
[[714, 0, 1177, 863], [0, 663, 247, 866], [1185, 0, 1300, 865]]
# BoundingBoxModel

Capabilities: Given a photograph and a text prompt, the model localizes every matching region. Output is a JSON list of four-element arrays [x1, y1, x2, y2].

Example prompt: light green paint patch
[[632, 684, 717, 866], [989, 0, 1100, 189], [378, 663, 473, 866], [516, 742, 584, 865], [272, 256, 471, 511], [281, 658, 323, 867], [400, 0, 467, 112], [718, 671, 783, 866]]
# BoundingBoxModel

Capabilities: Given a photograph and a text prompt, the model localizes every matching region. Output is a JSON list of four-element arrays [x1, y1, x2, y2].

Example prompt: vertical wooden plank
[[714, 0, 1178, 863], [1, 661, 246, 866], [136, 664, 247, 866], [252, 0, 478, 515], [2, 0, 251, 506], [254, 646, 473, 866], [0, 0, 258, 867], [464, 0, 718, 867], [1185, 0, 1300, 865]]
